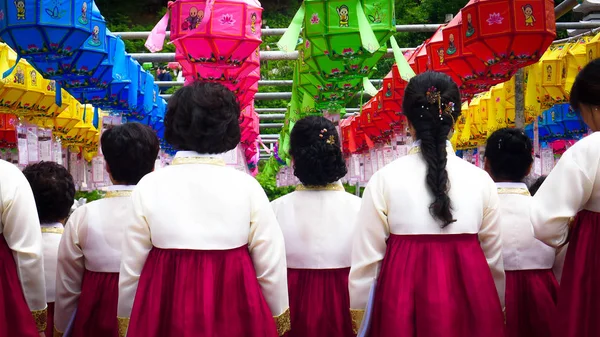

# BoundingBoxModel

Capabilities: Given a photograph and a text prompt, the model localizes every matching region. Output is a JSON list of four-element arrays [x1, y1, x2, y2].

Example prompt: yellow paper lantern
[[54, 97, 82, 137], [585, 32, 600, 64], [0, 48, 27, 113], [565, 38, 590, 94]]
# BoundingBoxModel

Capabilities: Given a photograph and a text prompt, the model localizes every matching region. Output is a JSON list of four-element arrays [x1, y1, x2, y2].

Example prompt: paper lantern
[[0, 114, 18, 147], [407, 44, 421, 74], [185, 47, 260, 91], [169, 0, 263, 70], [426, 27, 463, 88], [566, 38, 589, 93], [0, 0, 92, 65], [461, 0, 556, 75], [106, 55, 138, 112], [296, 57, 359, 109], [585, 32, 600, 64], [442, 12, 496, 97], [0, 51, 27, 112], [415, 39, 431, 73], [15, 63, 46, 116], [539, 45, 568, 109], [358, 97, 379, 139], [301, 0, 394, 60], [381, 64, 405, 116], [236, 70, 259, 110], [53, 97, 81, 136]]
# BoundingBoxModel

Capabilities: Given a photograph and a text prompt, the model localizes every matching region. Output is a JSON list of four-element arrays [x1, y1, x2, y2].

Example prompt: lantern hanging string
[[553, 27, 600, 44]]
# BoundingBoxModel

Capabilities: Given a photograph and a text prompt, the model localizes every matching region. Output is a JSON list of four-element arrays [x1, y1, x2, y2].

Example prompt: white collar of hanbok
[[172, 151, 226, 166], [408, 140, 456, 156], [41, 222, 64, 234], [495, 182, 530, 196], [105, 185, 136, 198], [296, 180, 345, 192]]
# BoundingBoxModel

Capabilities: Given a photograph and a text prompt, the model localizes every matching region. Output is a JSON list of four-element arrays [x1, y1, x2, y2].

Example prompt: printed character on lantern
[[385, 83, 392, 97], [79, 2, 88, 24], [589, 49, 594, 62], [14, 67, 24, 84], [562, 65, 566, 79], [368, 3, 383, 23], [88, 25, 101, 46], [183, 7, 203, 30], [446, 33, 457, 55], [48, 80, 55, 91], [30, 71, 36, 86], [546, 65, 552, 81], [466, 13, 475, 37], [522, 5, 536, 27], [14, 0, 25, 20], [250, 12, 257, 34], [438, 48, 445, 65], [337, 5, 349, 27]]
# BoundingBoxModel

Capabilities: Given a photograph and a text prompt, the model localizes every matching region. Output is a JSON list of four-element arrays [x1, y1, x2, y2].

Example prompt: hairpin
[[326, 135, 335, 145], [319, 128, 328, 138], [426, 86, 442, 115]]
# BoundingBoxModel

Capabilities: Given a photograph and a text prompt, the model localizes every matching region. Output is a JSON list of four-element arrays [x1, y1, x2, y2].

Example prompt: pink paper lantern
[[170, 0, 262, 70], [235, 69, 259, 109]]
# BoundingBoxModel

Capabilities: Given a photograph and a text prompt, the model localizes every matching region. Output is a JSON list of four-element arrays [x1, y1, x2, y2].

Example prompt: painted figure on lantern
[[385, 82, 392, 97], [546, 65, 552, 82], [446, 33, 457, 55], [251, 12, 257, 34], [79, 2, 88, 25], [30, 71, 37, 86], [183, 7, 203, 30], [368, 3, 383, 23], [337, 5, 349, 27], [438, 48, 445, 65], [14, 0, 25, 20], [14, 67, 24, 84], [466, 13, 475, 37], [522, 5, 536, 27], [589, 49, 594, 62], [89, 26, 101, 46]]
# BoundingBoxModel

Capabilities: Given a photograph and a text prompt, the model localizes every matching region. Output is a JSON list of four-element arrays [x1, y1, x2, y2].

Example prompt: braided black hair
[[485, 128, 533, 182], [403, 71, 462, 228], [290, 116, 347, 186]]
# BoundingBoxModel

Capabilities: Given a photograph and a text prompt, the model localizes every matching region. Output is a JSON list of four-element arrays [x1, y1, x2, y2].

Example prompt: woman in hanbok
[[0, 159, 47, 336], [117, 82, 290, 337], [54, 123, 160, 337], [272, 116, 361, 337], [484, 128, 560, 337], [23, 161, 76, 337], [349, 71, 505, 337], [531, 59, 600, 337]]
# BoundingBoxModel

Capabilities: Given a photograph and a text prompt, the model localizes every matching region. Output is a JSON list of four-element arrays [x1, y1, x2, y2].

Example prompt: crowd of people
[[0, 59, 599, 337]]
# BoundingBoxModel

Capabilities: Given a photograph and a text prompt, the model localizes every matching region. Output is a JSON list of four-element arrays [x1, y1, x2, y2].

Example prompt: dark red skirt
[[46, 302, 54, 337], [0, 234, 39, 337], [71, 270, 119, 337], [285, 267, 353, 337], [505, 269, 558, 337], [554, 210, 600, 337], [369, 234, 505, 337], [127, 245, 279, 337]]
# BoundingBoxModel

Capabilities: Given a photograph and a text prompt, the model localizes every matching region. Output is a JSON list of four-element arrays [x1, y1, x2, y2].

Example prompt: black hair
[[485, 128, 533, 182], [402, 71, 462, 228], [23, 161, 75, 224], [101, 122, 160, 185], [529, 176, 546, 196], [165, 81, 241, 154], [570, 58, 600, 111], [290, 116, 347, 186]]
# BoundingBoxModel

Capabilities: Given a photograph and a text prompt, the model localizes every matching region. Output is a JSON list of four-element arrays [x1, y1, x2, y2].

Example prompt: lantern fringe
[[277, 4, 305, 52]]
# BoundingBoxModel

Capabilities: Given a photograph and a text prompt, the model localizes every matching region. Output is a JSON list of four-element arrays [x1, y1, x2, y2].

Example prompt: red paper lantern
[[407, 44, 422, 74], [415, 39, 431, 73], [461, 0, 556, 75], [426, 27, 463, 87], [381, 65, 405, 115]]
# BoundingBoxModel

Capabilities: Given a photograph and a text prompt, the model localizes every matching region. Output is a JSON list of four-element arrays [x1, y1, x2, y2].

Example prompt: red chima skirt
[[505, 269, 558, 337], [71, 270, 119, 337], [46, 302, 54, 337], [127, 245, 279, 337], [554, 210, 600, 337], [285, 267, 353, 337], [368, 234, 505, 337], [0, 234, 40, 337]]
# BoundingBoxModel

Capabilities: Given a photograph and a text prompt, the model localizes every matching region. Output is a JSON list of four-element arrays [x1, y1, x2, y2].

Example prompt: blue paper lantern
[[0, 0, 92, 65], [113, 57, 141, 115]]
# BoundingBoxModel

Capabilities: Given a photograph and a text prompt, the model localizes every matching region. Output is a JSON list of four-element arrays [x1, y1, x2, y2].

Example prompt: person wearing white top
[[271, 116, 361, 337], [0, 159, 47, 337], [530, 59, 600, 337], [117, 82, 289, 337], [349, 72, 505, 337], [484, 128, 560, 337], [54, 123, 160, 337], [23, 161, 76, 337]]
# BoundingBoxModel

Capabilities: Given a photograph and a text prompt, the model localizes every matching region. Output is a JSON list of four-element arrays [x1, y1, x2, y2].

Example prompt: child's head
[[289, 116, 347, 186], [485, 128, 533, 182], [164, 82, 241, 154], [101, 123, 160, 185], [23, 161, 75, 224], [529, 176, 546, 196]]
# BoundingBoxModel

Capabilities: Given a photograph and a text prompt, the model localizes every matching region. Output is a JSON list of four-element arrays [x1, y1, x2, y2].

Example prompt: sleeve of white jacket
[[1, 164, 47, 328], [531, 145, 596, 247], [247, 179, 290, 336], [117, 187, 153, 337], [348, 173, 390, 331], [478, 177, 505, 308], [54, 209, 86, 334]]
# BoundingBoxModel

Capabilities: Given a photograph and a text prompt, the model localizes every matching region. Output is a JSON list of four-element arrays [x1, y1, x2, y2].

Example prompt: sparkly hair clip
[[444, 102, 455, 115], [318, 128, 328, 138], [326, 135, 335, 145], [426, 86, 443, 115]]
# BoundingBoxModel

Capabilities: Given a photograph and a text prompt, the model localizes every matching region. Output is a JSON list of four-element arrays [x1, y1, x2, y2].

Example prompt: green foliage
[[74, 190, 105, 202]]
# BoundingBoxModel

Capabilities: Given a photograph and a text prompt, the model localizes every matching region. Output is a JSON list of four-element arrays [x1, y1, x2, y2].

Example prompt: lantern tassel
[[55, 81, 62, 107], [145, 8, 171, 53], [2, 54, 21, 79], [390, 36, 416, 81], [277, 4, 305, 52], [93, 107, 99, 129], [362, 77, 379, 96], [356, 2, 379, 54]]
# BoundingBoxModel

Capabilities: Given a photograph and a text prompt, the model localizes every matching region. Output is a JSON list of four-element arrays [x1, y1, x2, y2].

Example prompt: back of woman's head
[[402, 71, 462, 228], [165, 81, 241, 154], [485, 128, 533, 182], [570, 58, 600, 111], [290, 116, 347, 186]]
